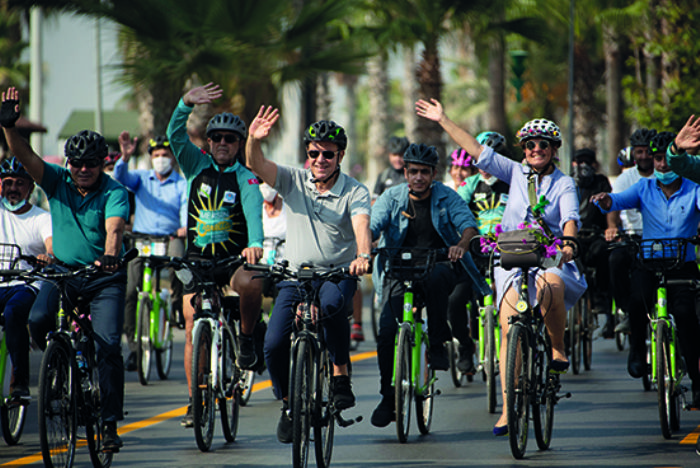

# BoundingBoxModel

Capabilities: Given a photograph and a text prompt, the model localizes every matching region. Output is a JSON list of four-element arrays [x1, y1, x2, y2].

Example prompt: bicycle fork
[[651, 286, 683, 393]]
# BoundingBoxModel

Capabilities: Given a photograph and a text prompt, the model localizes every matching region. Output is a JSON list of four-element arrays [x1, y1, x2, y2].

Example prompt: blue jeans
[[29, 269, 127, 422], [0, 285, 37, 388], [264, 279, 356, 400]]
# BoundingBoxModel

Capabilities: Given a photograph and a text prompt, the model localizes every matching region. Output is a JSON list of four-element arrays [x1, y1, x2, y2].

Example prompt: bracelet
[[670, 141, 679, 155], [357, 253, 371, 260]]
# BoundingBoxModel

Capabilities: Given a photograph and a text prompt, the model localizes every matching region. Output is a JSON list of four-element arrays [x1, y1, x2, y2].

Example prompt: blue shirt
[[113, 159, 187, 236], [604, 177, 700, 261]]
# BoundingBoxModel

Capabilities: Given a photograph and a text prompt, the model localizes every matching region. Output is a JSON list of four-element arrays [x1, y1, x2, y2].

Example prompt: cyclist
[[591, 131, 700, 406], [1, 86, 131, 451], [166, 82, 264, 427], [446, 147, 476, 191], [572, 148, 614, 337], [103, 151, 120, 177], [114, 132, 188, 371], [0, 157, 53, 401], [246, 105, 371, 444], [372, 136, 410, 201], [606, 128, 657, 334], [416, 99, 586, 436], [369, 143, 489, 427]]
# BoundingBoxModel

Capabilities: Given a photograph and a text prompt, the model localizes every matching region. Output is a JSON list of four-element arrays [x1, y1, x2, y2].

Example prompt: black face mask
[[573, 163, 595, 187]]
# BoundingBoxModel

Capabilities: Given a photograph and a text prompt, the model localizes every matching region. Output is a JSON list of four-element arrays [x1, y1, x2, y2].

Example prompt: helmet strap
[[310, 165, 340, 184]]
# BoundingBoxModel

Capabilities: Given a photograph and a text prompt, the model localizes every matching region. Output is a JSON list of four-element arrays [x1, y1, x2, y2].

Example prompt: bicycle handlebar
[[244, 261, 356, 283]]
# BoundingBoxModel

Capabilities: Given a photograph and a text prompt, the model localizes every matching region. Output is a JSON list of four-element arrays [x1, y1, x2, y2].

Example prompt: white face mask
[[1, 197, 27, 212], [152, 156, 173, 175]]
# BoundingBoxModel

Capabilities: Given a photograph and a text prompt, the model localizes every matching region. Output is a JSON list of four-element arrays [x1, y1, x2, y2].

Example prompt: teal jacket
[[667, 146, 700, 185]]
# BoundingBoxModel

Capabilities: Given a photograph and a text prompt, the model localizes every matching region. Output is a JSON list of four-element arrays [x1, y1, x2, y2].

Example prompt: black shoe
[[125, 352, 137, 372], [429, 344, 449, 371], [181, 405, 193, 428], [102, 421, 123, 452], [370, 395, 396, 428], [457, 345, 476, 375], [9, 384, 30, 403], [237, 334, 258, 370], [277, 401, 292, 444], [602, 317, 615, 339], [627, 351, 645, 379], [330, 375, 355, 410]]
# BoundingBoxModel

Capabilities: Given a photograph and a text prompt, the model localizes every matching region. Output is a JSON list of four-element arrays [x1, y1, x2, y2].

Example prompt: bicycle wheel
[[614, 306, 626, 351], [415, 337, 435, 435], [448, 339, 462, 388], [532, 335, 554, 450], [506, 323, 531, 460], [567, 303, 581, 375], [292, 339, 313, 468], [314, 350, 334, 468], [85, 359, 113, 468], [191, 324, 215, 452], [136, 295, 153, 386], [240, 370, 255, 406], [582, 295, 593, 371], [219, 327, 240, 443], [370, 291, 380, 343], [484, 305, 497, 414], [395, 323, 412, 443], [38, 340, 76, 468], [1, 349, 27, 445], [155, 301, 173, 380], [642, 325, 652, 392], [656, 320, 680, 439]]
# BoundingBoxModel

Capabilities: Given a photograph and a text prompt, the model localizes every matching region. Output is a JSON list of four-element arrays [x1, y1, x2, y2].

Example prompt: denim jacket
[[371, 182, 491, 297]]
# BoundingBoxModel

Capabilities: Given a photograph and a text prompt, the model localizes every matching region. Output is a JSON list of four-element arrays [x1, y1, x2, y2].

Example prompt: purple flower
[[494, 224, 503, 236]]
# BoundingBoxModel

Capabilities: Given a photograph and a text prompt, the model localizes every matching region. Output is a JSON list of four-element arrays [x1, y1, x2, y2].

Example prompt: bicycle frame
[[136, 257, 169, 349], [191, 293, 232, 399], [650, 278, 682, 388], [478, 278, 500, 366]]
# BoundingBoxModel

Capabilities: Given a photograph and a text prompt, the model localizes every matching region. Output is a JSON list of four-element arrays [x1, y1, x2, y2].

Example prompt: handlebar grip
[[122, 248, 139, 264], [244, 263, 272, 272]]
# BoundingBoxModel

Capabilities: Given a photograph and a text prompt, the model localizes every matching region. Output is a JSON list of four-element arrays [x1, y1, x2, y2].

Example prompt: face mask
[[654, 169, 679, 185], [573, 163, 595, 187], [1, 197, 27, 212], [152, 156, 173, 175], [480, 174, 498, 185]]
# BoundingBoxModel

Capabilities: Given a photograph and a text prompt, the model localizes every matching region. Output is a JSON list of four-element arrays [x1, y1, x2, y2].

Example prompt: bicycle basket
[[382, 248, 439, 282], [638, 238, 686, 271], [135, 236, 169, 257], [0, 243, 22, 282], [497, 229, 543, 271]]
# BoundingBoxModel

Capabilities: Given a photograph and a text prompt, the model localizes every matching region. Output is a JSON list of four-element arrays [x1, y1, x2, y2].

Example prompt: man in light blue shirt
[[115, 132, 187, 370]]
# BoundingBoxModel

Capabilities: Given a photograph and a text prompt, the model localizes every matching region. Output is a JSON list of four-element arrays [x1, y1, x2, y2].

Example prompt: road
[[2, 314, 700, 467]]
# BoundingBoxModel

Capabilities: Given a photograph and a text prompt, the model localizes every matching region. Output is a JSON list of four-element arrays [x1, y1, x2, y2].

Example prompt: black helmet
[[573, 148, 596, 165], [0, 157, 31, 180], [388, 136, 409, 155], [649, 131, 677, 154], [630, 128, 657, 147], [303, 120, 348, 150], [206, 113, 247, 139], [64, 130, 108, 161], [477, 131, 509, 156], [403, 143, 438, 168], [148, 135, 171, 154]]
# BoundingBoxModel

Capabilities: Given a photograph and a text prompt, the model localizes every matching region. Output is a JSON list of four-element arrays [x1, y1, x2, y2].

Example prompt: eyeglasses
[[524, 140, 551, 151], [653, 153, 666, 162], [307, 150, 338, 160], [210, 133, 239, 144], [68, 159, 101, 169]]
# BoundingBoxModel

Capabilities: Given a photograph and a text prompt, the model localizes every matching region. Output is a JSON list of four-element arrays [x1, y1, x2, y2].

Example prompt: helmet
[[617, 146, 634, 167], [573, 148, 596, 165], [388, 136, 409, 155], [303, 120, 348, 150], [104, 151, 121, 165], [148, 135, 170, 154], [516, 119, 561, 144], [449, 148, 472, 168], [403, 143, 438, 167], [476, 131, 509, 155], [630, 128, 657, 147], [64, 130, 108, 161], [649, 131, 677, 154], [0, 157, 31, 180], [206, 113, 247, 139]]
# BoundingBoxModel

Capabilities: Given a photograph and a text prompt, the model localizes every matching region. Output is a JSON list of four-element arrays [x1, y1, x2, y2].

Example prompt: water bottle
[[76, 351, 91, 392]]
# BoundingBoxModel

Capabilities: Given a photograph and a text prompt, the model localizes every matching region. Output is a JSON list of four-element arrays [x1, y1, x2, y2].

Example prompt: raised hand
[[675, 115, 700, 154], [0, 87, 20, 128], [248, 105, 280, 141], [183, 82, 223, 107], [118, 130, 138, 161], [415, 98, 444, 123]]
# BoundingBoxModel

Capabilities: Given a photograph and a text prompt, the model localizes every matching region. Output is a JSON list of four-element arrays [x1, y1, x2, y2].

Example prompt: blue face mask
[[1, 197, 27, 212], [654, 169, 679, 185]]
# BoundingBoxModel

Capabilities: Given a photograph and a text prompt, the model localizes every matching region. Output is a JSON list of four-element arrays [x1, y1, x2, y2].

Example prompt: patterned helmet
[[617, 146, 634, 167], [403, 143, 438, 167], [516, 119, 561, 144], [450, 148, 472, 167], [388, 136, 410, 155], [303, 120, 348, 150], [206, 113, 247, 139], [649, 131, 676, 154], [104, 151, 121, 165], [0, 157, 31, 180], [630, 128, 657, 147], [64, 130, 108, 161], [476, 131, 509, 155]]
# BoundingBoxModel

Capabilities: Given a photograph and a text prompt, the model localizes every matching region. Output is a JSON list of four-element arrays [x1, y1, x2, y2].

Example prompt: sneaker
[[277, 400, 293, 444], [125, 352, 137, 372], [429, 344, 450, 371], [627, 350, 645, 379], [457, 345, 476, 375], [102, 421, 123, 452], [614, 315, 631, 334], [330, 375, 356, 410], [350, 323, 365, 342], [370, 395, 396, 427], [181, 405, 194, 428], [237, 334, 258, 370], [9, 384, 30, 402]]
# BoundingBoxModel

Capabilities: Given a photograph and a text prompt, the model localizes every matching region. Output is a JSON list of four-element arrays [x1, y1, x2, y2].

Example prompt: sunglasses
[[307, 150, 338, 160], [653, 153, 666, 162], [524, 140, 551, 151], [68, 159, 101, 169], [210, 133, 239, 144]]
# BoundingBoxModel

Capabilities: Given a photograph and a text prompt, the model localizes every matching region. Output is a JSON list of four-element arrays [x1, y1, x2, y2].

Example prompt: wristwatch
[[358, 253, 371, 260], [670, 141, 679, 155]]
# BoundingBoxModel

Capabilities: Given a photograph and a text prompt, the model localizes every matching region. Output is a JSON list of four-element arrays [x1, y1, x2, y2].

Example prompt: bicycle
[[496, 233, 578, 459], [245, 261, 361, 468], [128, 233, 174, 386], [172, 255, 246, 452]]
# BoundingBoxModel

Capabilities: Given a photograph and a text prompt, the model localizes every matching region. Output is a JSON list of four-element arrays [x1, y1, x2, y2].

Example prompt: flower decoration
[[479, 222, 562, 259]]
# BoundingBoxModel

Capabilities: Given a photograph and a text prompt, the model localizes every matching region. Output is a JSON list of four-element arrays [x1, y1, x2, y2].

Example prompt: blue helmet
[[0, 157, 32, 180]]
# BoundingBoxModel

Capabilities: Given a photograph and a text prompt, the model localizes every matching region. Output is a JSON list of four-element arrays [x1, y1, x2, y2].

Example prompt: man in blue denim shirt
[[369, 143, 489, 427]]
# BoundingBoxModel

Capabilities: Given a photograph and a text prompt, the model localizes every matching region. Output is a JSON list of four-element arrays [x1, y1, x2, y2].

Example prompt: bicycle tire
[[582, 295, 593, 371], [532, 335, 554, 450], [614, 306, 626, 351], [415, 337, 435, 435], [314, 349, 334, 468], [568, 304, 581, 375], [240, 370, 255, 406], [448, 339, 462, 388], [155, 301, 173, 380], [656, 320, 679, 439], [395, 323, 412, 443], [85, 349, 113, 468], [642, 326, 652, 392], [1, 349, 27, 445], [370, 291, 380, 343], [219, 326, 240, 443], [191, 324, 215, 451], [136, 295, 153, 386], [292, 338, 313, 468], [506, 323, 531, 460], [485, 305, 497, 414], [38, 339, 76, 468]]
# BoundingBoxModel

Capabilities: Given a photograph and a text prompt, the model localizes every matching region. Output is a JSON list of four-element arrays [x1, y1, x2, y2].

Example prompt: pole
[[567, 0, 575, 174], [29, 7, 43, 156], [95, 18, 104, 135]]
